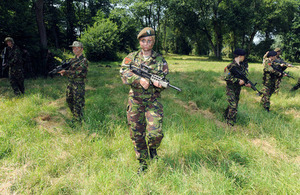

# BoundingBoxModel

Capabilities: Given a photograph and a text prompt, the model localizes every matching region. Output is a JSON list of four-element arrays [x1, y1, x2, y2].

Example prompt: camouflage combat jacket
[[6, 45, 23, 71], [224, 60, 248, 84], [65, 55, 88, 82], [120, 50, 169, 98], [262, 58, 281, 77]]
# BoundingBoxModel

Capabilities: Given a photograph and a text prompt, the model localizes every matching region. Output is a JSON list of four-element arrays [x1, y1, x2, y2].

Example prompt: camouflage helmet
[[274, 48, 281, 52], [137, 27, 155, 40], [69, 41, 83, 48], [4, 37, 14, 44]]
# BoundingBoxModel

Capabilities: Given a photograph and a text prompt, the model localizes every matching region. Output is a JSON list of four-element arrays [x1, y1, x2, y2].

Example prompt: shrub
[[80, 19, 119, 61]]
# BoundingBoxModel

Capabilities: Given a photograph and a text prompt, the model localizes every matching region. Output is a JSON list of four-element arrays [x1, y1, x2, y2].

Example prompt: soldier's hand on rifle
[[283, 73, 288, 77], [245, 83, 251, 87], [58, 70, 66, 76], [239, 79, 245, 86], [140, 78, 150, 89], [152, 80, 162, 88]]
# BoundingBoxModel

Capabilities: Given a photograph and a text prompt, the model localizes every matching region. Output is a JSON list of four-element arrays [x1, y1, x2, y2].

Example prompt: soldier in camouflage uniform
[[120, 27, 169, 174], [224, 49, 251, 126], [261, 51, 287, 112], [273, 48, 293, 92], [58, 41, 88, 125], [3, 37, 25, 95]]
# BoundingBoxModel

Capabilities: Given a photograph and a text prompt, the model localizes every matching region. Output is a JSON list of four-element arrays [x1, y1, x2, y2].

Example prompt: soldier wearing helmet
[[58, 41, 88, 126], [261, 51, 287, 112], [4, 37, 25, 95], [120, 27, 169, 174]]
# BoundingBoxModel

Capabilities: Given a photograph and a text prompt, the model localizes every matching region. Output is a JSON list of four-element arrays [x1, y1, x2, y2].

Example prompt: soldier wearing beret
[[261, 51, 287, 112], [223, 48, 251, 126], [3, 37, 25, 95], [59, 41, 88, 125], [120, 27, 169, 174]]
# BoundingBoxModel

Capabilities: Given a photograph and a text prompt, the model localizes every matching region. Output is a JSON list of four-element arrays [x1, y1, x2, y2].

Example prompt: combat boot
[[137, 159, 147, 175], [265, 107, 270, 112], [149, 148, 158, 160], [290, 84, 299, 91]]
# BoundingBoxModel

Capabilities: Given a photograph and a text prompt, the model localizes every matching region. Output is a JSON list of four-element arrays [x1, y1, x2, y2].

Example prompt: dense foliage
[[80, 18, 119, 61]]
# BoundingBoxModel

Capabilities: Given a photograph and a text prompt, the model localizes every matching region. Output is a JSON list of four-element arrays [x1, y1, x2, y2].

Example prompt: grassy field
[[0, 55, 299, 194]]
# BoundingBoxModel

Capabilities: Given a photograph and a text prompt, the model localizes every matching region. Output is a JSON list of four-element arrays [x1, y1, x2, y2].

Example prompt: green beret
[[137, 27, 155, 40], [234, 48, 246, 56], [267, 51, 277, 57]]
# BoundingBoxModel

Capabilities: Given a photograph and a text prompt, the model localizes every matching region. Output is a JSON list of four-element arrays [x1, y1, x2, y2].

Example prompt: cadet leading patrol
[[3, 37, 25, 95], [120, 27, 169, 174], [58, 41, 88, 125], [224, 49, 251, 126]]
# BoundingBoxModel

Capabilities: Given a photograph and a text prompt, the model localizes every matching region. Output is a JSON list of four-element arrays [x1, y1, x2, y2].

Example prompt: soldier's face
[[72, 46, 83, 57], [239, 56, 245, 62], [6, 41, 13, 48], [139, 36, 154, 52]]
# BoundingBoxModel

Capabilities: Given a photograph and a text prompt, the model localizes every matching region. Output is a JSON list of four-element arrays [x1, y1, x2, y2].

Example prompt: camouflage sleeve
[[263, 60, 281, 76], [74, 58, 88, 78], [65, 58, 88, 79], [119, 54, 142, 87], [224, 64, 239, 83], [9, 47, 22, 65]]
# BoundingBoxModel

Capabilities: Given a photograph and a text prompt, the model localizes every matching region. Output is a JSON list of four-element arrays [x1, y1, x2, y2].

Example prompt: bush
[[80, 19, 119, 61]]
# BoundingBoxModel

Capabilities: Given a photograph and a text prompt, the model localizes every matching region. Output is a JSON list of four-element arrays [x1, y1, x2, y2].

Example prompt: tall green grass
[[0, 55, 299, 194]]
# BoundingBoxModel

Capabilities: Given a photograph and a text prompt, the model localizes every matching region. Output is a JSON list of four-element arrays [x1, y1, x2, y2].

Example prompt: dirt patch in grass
[[86, 85, 97, 91], [284, 109, 300, 119], [250, 138, 299, 165], [0, 163, 29, 194], [173, 99, 236, 130], [35, 114, 65, 134]]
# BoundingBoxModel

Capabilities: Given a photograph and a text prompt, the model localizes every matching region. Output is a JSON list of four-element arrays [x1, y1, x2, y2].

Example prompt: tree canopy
[[0, 0, 299, 67]]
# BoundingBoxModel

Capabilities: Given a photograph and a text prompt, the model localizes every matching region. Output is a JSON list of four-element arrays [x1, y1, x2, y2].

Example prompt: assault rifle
[[273, 59, 297, 68], [271, 64, 295, 79], [48, 60, 71, 77], [125, 64, 181, 91], [229, 66, 263, 96], [1, 47, 7, 77]]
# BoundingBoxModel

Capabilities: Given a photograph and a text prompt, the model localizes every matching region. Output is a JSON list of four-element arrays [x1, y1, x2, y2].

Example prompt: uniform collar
[[138, 50, 157, 59]]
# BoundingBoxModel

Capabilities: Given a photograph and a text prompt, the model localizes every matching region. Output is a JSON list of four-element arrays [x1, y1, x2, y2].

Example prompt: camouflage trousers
[[261, 73, 277, 110], [225, 83, 241, 125], [127, 95, 164, 160], [9, 68, 25, 95], [66, 81, 85, 123]]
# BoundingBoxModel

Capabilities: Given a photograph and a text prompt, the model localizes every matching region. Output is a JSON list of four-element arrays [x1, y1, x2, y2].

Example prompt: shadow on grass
[[162, 145, 250, 188]]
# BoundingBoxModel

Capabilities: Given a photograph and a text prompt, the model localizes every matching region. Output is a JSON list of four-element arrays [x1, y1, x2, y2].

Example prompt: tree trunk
[[156, 0, 161, 51], [202, 28, 217, 58], [247, 28, 257, 54], [35, 0, 48, 76], [35, 0, 47, 49]]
